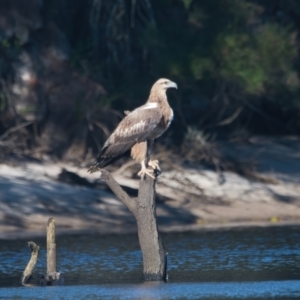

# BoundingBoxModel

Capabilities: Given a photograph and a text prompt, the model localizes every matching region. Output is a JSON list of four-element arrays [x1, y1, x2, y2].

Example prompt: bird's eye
[[164, 81, 168, 84]]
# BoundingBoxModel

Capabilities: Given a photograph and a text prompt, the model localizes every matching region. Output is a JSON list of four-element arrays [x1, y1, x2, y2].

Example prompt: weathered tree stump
[[40, 218, 63, 286], [47, 218, 56, 275], [21, 241, 39, 285], [99, 169, 167, 281]]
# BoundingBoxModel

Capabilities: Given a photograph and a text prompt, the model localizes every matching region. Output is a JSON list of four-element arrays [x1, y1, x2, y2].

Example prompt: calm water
[[0, 226, 300, 299]]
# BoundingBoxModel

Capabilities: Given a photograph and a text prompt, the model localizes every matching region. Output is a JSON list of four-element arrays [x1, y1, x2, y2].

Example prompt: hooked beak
[[168, 81, 178, 89]]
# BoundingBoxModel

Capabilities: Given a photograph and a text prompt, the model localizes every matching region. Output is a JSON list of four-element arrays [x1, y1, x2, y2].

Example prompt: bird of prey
[[88, 78, 177, 178]]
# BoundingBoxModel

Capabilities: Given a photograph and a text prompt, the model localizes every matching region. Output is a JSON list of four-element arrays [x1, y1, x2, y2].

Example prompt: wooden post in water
[[41, 217, 63, 286], [21, 241, 39, 285], [47, 217, 56, 275], [98, 169, 167, 281]]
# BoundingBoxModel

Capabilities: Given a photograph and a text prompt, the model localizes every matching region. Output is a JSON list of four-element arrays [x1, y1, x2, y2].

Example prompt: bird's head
[[153, 78, 178, 91], [148, 78, 177, 102]]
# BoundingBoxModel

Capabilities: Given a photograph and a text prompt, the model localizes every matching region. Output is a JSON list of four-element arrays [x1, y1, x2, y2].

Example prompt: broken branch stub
[[21, 241, 39, 285], [99, 169, 136, 213], [99, 169, 167, 281]]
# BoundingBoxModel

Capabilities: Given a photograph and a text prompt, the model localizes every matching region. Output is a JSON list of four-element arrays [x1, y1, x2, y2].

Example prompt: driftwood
[[99, 169, 167, 281], [21, 241, 39, 285]]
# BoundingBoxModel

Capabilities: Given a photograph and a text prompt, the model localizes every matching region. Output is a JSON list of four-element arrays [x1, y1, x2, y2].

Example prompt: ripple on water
[[0, 226, 300, 297]]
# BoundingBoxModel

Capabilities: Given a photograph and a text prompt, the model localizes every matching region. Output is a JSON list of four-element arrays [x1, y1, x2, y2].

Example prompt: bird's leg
[[138, 160, 155, 179], [146, 139, 161, 173], [148, 159, 161, 171]]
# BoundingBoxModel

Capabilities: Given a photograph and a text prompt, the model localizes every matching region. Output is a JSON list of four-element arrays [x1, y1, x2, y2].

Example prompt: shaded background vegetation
[[0, 0, 300, 162]]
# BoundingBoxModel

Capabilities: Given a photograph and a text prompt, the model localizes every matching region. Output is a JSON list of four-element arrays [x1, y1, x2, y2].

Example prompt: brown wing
[[89, 105, 162, 171]]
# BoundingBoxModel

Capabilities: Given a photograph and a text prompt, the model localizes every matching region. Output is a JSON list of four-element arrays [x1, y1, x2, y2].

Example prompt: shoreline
[[1, 219, 300, 240], [1, 137, 300, 239]]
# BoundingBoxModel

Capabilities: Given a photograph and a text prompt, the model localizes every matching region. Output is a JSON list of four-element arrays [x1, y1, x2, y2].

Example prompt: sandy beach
[[0, 137, 300, 239]]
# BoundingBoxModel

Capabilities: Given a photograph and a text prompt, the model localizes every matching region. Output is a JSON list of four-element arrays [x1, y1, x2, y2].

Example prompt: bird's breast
[[162, 107, 173, 130], [149, 107, 173, 139], [167, 109, 174, 128]]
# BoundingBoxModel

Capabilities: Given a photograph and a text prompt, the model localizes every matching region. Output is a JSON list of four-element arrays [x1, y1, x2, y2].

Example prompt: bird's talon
[[148, 159, 161, 171], [138, 168, 156, 179], [153, 168, 162, 177]]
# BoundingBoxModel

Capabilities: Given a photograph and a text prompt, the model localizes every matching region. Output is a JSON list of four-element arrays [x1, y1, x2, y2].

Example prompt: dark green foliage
[[43, 0, 300, 133], [1, 0, 300, 159]]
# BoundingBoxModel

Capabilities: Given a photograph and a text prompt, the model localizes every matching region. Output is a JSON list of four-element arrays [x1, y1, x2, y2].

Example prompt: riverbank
[[0, 136, 300, 239]]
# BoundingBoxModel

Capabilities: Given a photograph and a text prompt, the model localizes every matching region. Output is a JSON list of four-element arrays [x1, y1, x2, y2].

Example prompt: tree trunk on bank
[[99, 170, 167, 281]]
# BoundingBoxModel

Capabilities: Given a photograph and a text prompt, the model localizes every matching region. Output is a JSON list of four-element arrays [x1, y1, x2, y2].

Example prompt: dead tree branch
[[99, 169, 136, 213], [0, 121, 33, 141], [21, 241, 39, 285]]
